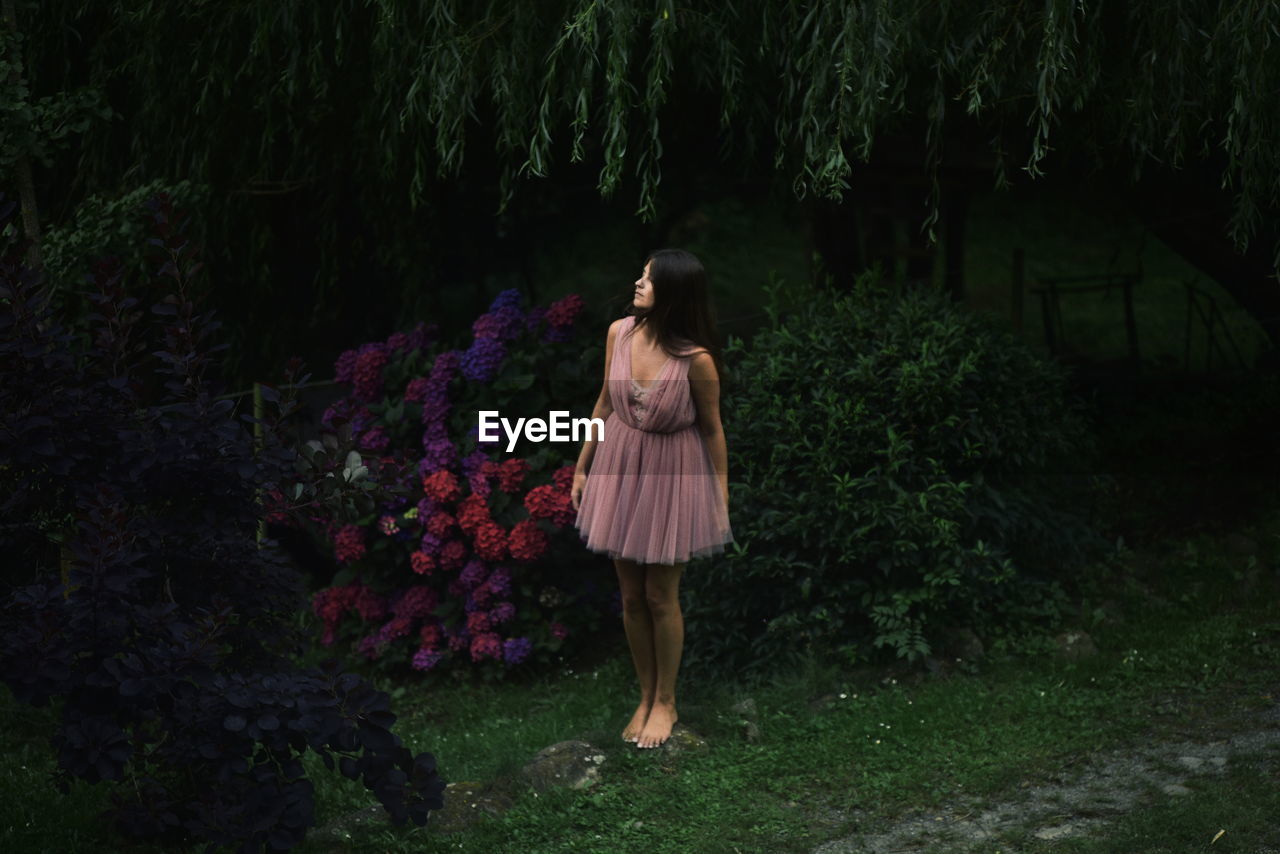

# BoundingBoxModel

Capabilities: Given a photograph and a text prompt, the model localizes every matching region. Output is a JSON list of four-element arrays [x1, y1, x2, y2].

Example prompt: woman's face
[[634, 261, 655, 311]]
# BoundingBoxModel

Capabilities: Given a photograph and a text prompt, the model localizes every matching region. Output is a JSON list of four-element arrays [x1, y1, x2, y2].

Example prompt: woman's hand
[[571, 471, 587, 511]]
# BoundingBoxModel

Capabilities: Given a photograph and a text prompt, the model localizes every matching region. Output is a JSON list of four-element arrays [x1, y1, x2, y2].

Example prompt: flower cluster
[[305, 288, 594, 676], [312, 581, 387, 645], [333, 524, 366, 564], [543, 293, 585, 342]]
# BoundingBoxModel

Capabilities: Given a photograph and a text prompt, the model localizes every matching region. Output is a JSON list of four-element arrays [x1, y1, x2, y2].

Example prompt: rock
[[1034, 823, 1078, 840], [426, 780, 517, 834], [740, 719, 762, 743], [730, 697, 758, 719], [809, 693, 839, 712], [309, 779, 519, 846], [1176, 755, 1203, 770], [307, 803, 388, 850], [520, 740, 606, 793], [1208, 756, 1227, 768], [1226, 532, 1259, 555], [943, 627, 985, 661], [1054, 630, 1098, 661], [1097, 599, 1125, 626], [657, 722, 709, 756], [1161, 783, 1192, 796]]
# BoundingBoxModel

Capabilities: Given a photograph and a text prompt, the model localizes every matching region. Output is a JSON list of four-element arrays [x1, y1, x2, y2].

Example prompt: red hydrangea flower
[[456, 494, 491, 534], [334, 524, 366, 564], [438, 539, 468, 571], [410, 551, 436, 575], [472, 521, 507, 561], [545, 293, 584, 327], [352, 347, 389, 402], [553, 464, 576, 491], [422, 469, 462, 503], [550, 622, 569, 640], [497, 457, 530, 492], [352, 585, 387, 622], [469, 631, 503, 662], [419, 623, 443, 649], [524, 484, 576, 527], [425, 511, 456, 538], [508, 519, 549, 562], [404, 377, 431, 403], [466, 611, 491, 634]]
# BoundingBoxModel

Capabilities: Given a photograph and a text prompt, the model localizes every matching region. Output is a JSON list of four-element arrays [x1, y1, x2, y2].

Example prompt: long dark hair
[[631, 248, 727, 382]]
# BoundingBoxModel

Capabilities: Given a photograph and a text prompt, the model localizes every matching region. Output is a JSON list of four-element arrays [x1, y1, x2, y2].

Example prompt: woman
[[571, 248, 733, 750]]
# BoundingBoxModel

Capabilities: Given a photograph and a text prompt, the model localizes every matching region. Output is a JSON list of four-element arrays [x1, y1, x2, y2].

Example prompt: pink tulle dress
[[574, 315, 734, 565]]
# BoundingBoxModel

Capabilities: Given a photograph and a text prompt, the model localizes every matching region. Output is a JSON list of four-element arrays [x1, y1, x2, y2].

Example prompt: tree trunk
[[2, 0, 42, 275]]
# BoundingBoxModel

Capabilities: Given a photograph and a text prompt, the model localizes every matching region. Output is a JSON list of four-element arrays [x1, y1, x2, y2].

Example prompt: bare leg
[[635, 562, 683, 749], [615, 559, 655, 742]]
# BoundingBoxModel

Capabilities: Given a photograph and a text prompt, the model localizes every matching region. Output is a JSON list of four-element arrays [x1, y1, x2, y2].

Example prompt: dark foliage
[[683, 273, 1114, 681], [0, 191, 445, 851]]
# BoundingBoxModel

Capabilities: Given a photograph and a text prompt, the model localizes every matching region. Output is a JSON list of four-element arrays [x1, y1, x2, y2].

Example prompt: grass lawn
[[5, 494, 1276, 853]]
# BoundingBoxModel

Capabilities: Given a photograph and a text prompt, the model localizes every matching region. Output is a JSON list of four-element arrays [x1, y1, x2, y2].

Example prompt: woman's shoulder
[[671, 336, 710, 359]]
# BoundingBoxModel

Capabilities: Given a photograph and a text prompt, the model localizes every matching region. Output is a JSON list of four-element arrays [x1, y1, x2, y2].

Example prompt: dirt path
[[809, 683, 1280, 853]]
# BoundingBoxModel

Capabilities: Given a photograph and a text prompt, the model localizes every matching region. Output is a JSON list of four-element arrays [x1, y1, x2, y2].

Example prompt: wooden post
[[1122, 275, 1140, 371], [1011, 248, 1025, 334], [253, 382, 265, 546], [1183, 282, 1193, 375]]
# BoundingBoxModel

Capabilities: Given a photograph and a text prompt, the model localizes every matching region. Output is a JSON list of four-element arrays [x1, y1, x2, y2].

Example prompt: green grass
[[8, 505, 1275, 853]]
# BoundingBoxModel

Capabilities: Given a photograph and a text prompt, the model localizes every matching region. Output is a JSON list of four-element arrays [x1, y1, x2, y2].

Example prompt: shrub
[[289, 288, 612, 680], [683, 273, 1113, 680], [0, 192, 445, 851]]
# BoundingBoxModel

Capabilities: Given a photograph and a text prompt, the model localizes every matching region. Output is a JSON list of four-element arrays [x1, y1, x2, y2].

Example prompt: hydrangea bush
[[288, 289, 610, 679]]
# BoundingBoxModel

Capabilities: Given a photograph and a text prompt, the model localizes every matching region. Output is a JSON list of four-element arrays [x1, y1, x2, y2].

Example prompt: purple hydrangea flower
[[468, 472, 491, 498], [416, 497, 438, 520], [419, 437, 457, 474], [489, 601, 516, 624], [460, 338, 506, 382], [431, 350, 461, 381], [411, 648, 445, 671], [459, 559, 488, 591], [419, 531, 443, 556], [543, 324, 575, 343], [404, 321, 436, 353], [489, 289, 523, 312], [334, 349, 359, 383], [525, 305, 547, 332], [472, 306, 524, 341], [486, 567, 512, 598], [461, 449, 490, 477], [359, 426, 390, 452], [503, 636, 533, 665]]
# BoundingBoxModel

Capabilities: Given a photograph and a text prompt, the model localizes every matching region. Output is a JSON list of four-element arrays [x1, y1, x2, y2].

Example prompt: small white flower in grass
[[839, 693, 847, 699], [874, 739, 881, 744]]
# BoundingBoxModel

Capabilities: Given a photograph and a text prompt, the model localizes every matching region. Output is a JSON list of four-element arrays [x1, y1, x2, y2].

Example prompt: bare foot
[[635, 701, 677, 749], [622, 701, 650, 742]]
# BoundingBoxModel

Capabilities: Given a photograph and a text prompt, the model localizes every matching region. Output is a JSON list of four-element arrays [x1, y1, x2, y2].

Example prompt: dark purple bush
[[0, 192, 445, 851]]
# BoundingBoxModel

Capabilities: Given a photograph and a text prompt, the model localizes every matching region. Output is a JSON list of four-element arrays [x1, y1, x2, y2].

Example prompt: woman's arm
[[571, 319, 622, 510], [688, 351, 728, 509]]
